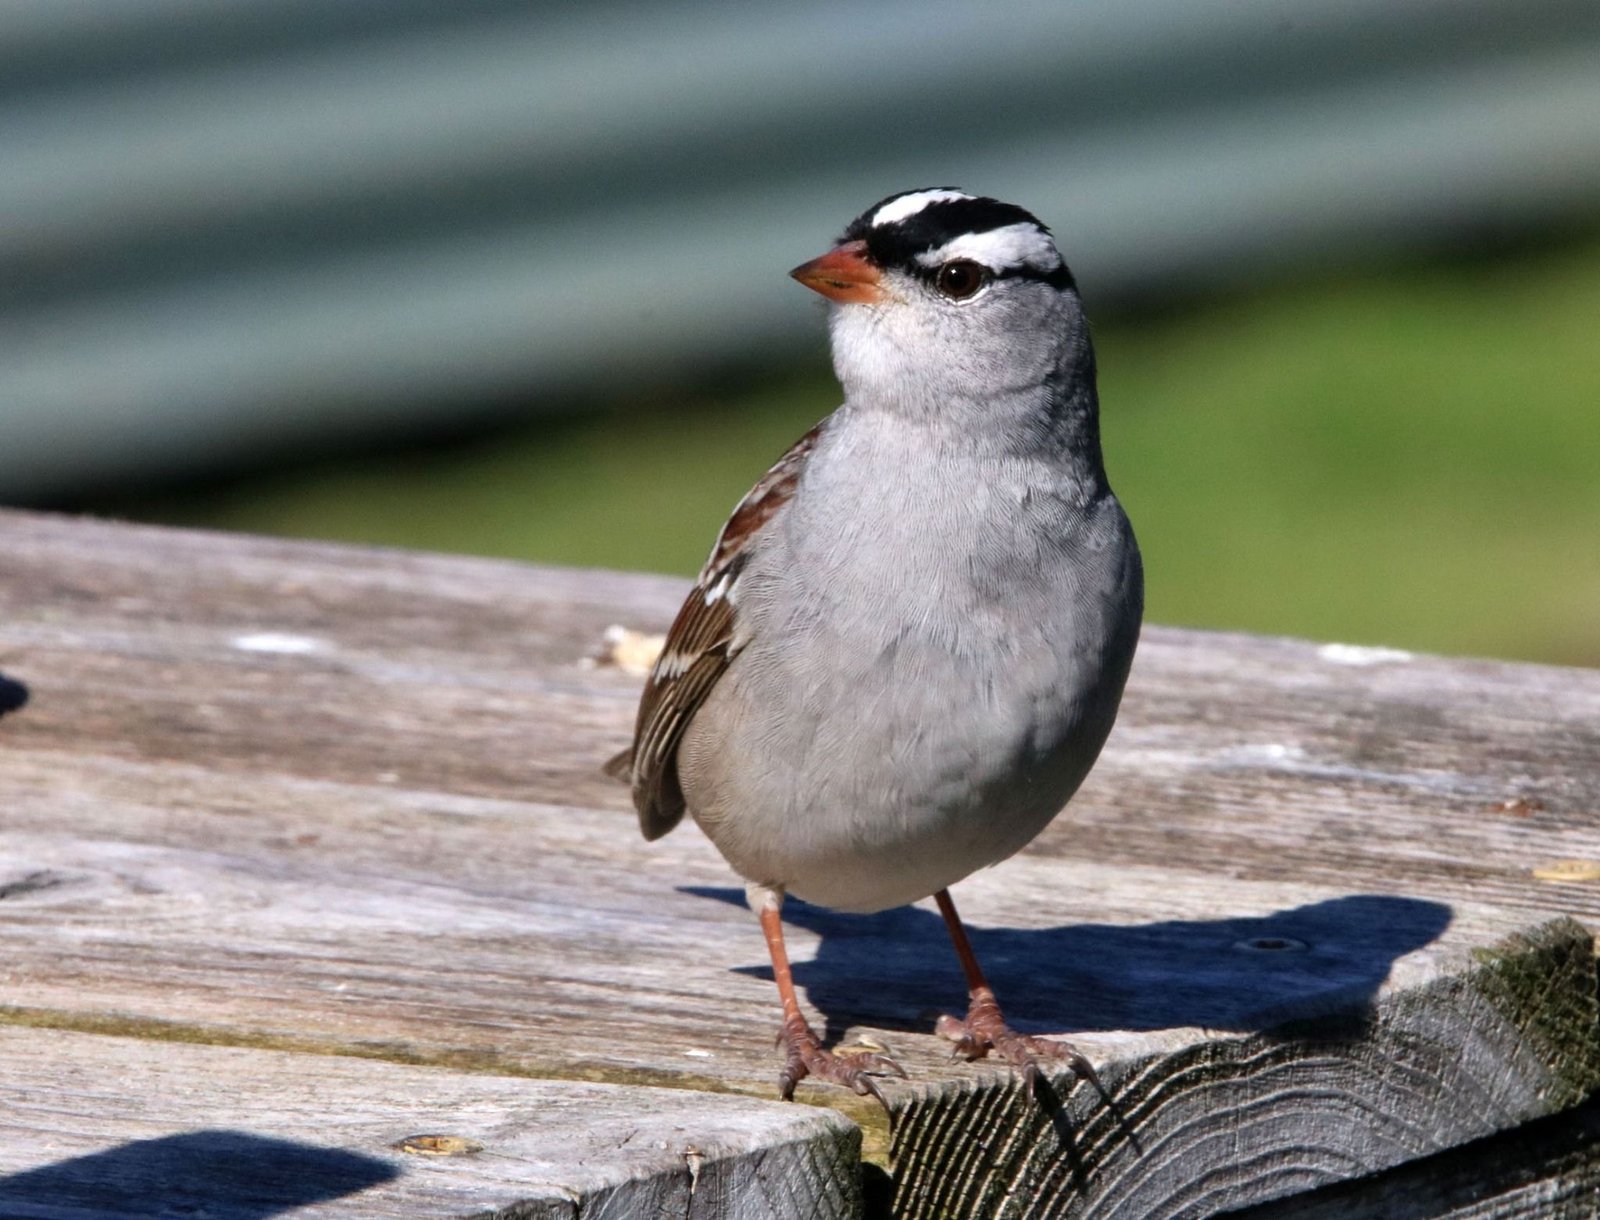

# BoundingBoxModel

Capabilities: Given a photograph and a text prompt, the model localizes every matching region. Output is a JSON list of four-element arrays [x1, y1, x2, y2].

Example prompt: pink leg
[[933, 889, 1097, 1087], [759, 899, 905, 1102]]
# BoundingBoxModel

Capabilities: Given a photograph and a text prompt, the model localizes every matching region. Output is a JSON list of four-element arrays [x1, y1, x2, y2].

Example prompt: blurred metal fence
[[3, 0, 1598, 497]]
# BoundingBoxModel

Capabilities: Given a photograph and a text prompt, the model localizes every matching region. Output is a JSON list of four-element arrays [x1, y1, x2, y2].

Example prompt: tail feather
[[604, 744, 685, 840], [602, 747, 633, 783]]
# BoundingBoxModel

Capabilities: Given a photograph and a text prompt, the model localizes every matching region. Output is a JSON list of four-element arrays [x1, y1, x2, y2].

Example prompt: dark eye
[[935, 259, 989, 300]]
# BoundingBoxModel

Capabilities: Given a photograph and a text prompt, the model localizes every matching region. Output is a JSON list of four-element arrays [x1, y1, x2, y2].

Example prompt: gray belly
[[676, 497, 1142, 913]]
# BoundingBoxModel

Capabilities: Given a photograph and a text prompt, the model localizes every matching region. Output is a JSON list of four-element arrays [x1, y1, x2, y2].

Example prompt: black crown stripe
[[839, 191, 1074, 291]]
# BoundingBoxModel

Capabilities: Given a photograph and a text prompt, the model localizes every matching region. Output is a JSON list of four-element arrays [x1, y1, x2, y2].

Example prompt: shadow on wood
[[0, 1130, 398, 1218], [691, 887, 1453, 1047], [0, 671, 27, 718]]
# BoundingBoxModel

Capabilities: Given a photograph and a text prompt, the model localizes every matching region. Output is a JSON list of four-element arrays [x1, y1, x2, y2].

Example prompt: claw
[[935, 1012, 985, 1060], [776, 1020, 905, 1104], [758, 898, 905, 1105], [845, 1051, 909, 1080], [937, 986, 1096, 1086]]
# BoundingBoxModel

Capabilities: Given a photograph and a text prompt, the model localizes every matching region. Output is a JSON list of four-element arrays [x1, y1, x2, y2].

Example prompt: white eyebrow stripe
[[913, 222, 1062, 273], [870, 189, 972, 228]]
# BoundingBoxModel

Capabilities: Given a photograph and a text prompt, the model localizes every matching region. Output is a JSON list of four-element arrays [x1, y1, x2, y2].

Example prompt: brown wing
[[610, 420, 825, 840]]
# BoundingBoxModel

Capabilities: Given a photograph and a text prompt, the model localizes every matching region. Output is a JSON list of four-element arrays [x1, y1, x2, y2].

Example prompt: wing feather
[[610, 420, 825, 840]]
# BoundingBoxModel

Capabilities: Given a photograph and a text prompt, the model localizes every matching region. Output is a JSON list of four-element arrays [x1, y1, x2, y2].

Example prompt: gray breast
[[677, 415, 1142, 913]]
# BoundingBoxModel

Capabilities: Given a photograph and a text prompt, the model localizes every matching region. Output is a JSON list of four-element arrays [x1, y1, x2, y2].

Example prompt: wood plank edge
[[880, 916, 1600, 1218], [0, 1027, 868, 1220], [1220, 1091, 1600, 1218], [0, 1003, 891, 1169]]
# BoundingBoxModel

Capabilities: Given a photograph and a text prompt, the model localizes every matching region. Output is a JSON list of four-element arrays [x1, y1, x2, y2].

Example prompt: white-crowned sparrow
[[608, 189, 1143, 1100]]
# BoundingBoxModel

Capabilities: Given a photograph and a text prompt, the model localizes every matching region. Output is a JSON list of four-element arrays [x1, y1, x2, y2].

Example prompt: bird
[[607, 188, 1143, 1101]]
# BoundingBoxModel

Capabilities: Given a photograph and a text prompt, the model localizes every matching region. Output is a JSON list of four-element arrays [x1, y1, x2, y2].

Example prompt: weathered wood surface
[[1228, 1096, 1600, 1219], [2, 507, 1600, 1217], [0, 1026, 859, 1219]]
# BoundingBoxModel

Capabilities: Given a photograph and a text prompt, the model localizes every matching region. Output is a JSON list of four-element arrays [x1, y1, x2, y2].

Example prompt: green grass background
[[112, 236, 1600, 668]]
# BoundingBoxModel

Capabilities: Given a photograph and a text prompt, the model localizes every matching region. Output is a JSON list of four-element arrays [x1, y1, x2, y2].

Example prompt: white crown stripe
[[869, 189, 972, 229], [912, 222, 1063, 273]]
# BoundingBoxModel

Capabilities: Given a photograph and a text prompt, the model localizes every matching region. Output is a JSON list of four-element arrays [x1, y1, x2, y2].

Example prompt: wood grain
[[887, 919, 1599, 1218], [1227, 1096, 1600, 1219], [2, 508, 1599, 1217]]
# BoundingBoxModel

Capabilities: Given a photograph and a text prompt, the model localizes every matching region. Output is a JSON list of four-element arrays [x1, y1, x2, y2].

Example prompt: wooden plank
[[0, 1027, 861, 1219], [1227, 1095, 1600, 1219], [886, 918, 1599, 1218], [1, 739, 1590, 1124], [2, 508, 1596, 923], [2, 508, 1600, 1216]]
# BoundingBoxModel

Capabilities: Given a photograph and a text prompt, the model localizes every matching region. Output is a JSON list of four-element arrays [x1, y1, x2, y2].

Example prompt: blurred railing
[[3, 0, 1598, 497]]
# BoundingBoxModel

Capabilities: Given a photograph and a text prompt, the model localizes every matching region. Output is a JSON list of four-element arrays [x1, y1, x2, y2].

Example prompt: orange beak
[[789, 240, 883, 303]]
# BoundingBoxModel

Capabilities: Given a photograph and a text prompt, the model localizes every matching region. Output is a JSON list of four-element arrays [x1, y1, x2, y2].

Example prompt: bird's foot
[[936, 986, 1098, 1089], [776, 1016, 906, 1103]]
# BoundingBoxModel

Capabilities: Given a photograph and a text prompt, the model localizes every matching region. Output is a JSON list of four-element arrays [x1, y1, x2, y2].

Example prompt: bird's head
[[790, 188, 1089, 419]]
